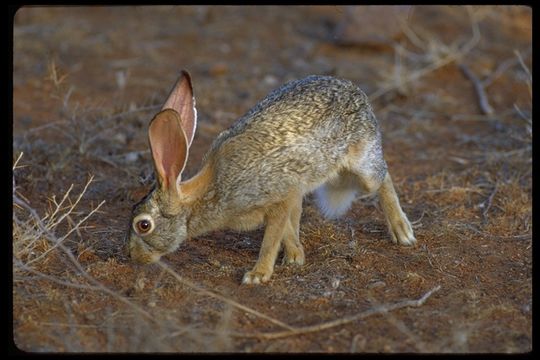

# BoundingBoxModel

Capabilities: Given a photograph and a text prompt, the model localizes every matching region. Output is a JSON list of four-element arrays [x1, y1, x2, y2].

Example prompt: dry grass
[[12, 155, 234, 352], [371, 6, 481, 101]]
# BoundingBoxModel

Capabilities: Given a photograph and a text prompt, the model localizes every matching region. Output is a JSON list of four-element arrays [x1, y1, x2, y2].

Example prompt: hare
[[127, 70, 415, 284]]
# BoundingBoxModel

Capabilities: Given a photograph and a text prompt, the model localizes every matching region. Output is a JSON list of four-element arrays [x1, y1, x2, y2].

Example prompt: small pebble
[[124, 151, 140, 163], [113, 132, 127, 145], [209, 259, 221, 267], [263, 75, 278, 86], [209, 63, 228, 77], [368, 280, 386, 289]]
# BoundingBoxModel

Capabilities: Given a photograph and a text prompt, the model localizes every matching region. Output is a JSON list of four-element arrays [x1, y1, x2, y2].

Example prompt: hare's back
[[210, 75, 380, 206], [212, 75, 374, 147]]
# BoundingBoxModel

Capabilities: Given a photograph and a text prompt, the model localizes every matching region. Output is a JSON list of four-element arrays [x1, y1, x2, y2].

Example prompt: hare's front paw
[[282, 244, 305, 266], [242, 267, 273, 285], [389, 214, 416, 246]]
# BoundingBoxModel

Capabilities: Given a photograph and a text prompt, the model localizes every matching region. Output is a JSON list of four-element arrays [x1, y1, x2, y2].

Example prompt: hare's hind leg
[[377, 172, 416, 245], [242, 199, 292, 284], [347, 140, 415, 245], [282, 195, 305, 265]]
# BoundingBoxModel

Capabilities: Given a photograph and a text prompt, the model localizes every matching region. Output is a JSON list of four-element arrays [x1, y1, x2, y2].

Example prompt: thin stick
[[481, 184, 498, 223], [13, 152, 24, 170], [464, 226, 531, 241], [157, 262, 296, 332], [227, 285, 441, 340], [483, 48, 531, 87], [366, 289, 430, 352], [513, 103, 531, 123], [514, 49, 532, 81], [459, 63, 494, 116], [43, 184, 74, 226], [46, 177, 94, 229]]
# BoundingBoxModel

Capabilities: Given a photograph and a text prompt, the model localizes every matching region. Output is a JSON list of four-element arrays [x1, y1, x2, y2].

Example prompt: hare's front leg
[[378, 172, 416, 245], [242, 202, 290, 284]]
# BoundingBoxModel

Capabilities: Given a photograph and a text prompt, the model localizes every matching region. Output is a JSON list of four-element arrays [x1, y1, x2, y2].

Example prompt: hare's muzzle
[[128, 239, 162, 264]]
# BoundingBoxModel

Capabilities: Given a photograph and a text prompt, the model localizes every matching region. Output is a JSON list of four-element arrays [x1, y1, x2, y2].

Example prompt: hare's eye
[[133, 214, 154, 235], [137, 220, 151, 233]]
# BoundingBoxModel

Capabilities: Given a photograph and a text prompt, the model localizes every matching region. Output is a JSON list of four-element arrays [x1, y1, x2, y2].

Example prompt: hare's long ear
[[148, 109, 188, 195], [161, 70, 197, 147]]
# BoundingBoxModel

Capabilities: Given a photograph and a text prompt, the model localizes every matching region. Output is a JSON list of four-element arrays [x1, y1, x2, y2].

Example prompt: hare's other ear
[[162, 70, 197, 147], [148, 109, 188, 194]]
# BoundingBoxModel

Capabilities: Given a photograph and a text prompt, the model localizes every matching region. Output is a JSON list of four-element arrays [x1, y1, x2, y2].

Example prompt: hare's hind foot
[[378, 172, 416, 246], [387, 211, 415, 245]]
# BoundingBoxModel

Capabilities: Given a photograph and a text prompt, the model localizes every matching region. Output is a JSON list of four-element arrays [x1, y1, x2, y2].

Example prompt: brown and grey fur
[[128, 71, 415, 284]]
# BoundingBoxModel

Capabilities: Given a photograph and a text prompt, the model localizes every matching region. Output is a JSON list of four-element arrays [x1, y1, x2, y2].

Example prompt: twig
[[350, 334, 366, 352], [366, 289, 430, 352], [397, 16, 428, 51], [14, 259, 102, 291], [422, 244, 437, 270], [27, 105, 160, 136], [450, 108, 516, 122], [227, 285, 441, 340], [514, 49, 532, 81], [480, 184, 498, 224], [43, 184, 74, 226], [370, 6, 480, 102], [157, 262, 296, 332], [13, 152, 24, 169], [464, 225, 531, 241], [425, 186, 483, 194], [483, 48, 531, 87], [422, 245, 459, 280], [459, 63, 494, 115], [38, 322, 104, 329], [457, 47, 531, 118], [411, 210, 426, 225], [513, 103, 531, 123]]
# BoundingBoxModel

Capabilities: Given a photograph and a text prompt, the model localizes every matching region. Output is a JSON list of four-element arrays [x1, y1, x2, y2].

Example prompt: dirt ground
[[12, 5, 532, 353]]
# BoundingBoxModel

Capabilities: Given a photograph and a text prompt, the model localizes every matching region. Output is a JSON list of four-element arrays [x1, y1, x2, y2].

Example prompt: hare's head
[[128, 70, 197, 264]]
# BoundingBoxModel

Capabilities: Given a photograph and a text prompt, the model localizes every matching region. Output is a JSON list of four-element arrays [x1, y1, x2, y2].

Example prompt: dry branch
[[459, 63, 494, 116], [157, 262, 296, 332], [229, 285, 441, 340], [458, 48, 531, 118]]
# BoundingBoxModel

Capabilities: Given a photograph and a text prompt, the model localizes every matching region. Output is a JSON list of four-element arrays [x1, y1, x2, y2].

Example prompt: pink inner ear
[[162, 70, 197, 147], [148, 110, 188, 191]]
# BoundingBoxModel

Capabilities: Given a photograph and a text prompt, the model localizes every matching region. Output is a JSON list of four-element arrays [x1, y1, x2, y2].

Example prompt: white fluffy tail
[[314, 183, 357, 219]]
